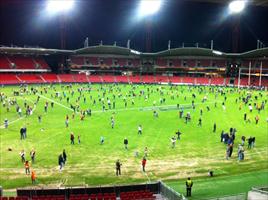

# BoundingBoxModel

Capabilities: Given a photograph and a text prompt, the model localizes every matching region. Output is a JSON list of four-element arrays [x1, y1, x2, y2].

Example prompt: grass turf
[[166, 170, 268, 199], [0, 84, 267, 197]]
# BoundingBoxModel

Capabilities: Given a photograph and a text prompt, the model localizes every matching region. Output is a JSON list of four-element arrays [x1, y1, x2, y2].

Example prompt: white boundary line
[[37, 93, 74, 112]]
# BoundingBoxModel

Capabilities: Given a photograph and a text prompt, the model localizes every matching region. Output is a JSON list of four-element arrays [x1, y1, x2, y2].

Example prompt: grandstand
[[0, 46, 267, 87]]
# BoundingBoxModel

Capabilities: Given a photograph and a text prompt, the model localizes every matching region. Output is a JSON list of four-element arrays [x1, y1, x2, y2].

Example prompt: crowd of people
[[0, 83, 267, 190]]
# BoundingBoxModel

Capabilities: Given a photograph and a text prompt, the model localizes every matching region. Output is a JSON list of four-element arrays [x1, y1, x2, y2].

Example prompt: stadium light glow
[[138, 0, 162, 17], [46, 0, 74, 15], [212, 50, 223, 55], [228, 0, 246, 14]]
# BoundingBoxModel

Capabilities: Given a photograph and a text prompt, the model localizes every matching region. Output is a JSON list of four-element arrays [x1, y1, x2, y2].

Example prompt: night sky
[[0, 0, 267, 53]]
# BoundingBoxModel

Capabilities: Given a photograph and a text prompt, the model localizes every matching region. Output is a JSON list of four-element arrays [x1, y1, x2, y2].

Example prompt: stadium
[[0, 0, 267, 200]]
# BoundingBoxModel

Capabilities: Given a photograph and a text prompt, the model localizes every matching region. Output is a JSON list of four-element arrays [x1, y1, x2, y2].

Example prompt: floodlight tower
[[138, 0, 162, 52], [46, 0, 74, 49], [46, 0, 74, 72], [228, 0, 246, 53]]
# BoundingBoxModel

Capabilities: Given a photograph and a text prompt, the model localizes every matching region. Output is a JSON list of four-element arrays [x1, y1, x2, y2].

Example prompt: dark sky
[[0, 0, 267, 53]]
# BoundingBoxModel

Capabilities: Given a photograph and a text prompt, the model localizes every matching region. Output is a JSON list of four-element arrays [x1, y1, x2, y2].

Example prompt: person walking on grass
[[70, 132, 75, 145], [186, 177, 193, 197], [124, 138, 128, 149], [138, 125, 142, 135], [63, 149, 67, 165], [142, 157, 147, 172], [31, 170, 36, 184], [30, 149, 36, 163], [58, 154, 64, 172], [24, 160, 30, 175], [213, 123, 216, 133], [116, 159, 122, 176], [20, 150, 25, 163]]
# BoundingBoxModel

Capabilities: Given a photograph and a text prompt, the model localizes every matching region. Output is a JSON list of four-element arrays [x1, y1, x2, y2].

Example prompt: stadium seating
[[88, 75, 102, 82], [0, 73, 20, 84], [33, 58, 49, 69], [117, 58, 127, 67], [17, 74, 44, 83], [115, 75, 129, 83], [0, 56, 11, 69], [210, 77, 224, 85], [120, 190, 155, 200], [156, 58, 167, 66], [0, 73, 267, 87], [0, 56, 49, 70], [196, 77, 209, 85], [129, 75, 141, 83], [102, 75, 115, 83], [141, 75, 155, 83], [58, 74, 75, 83], [199, 59, 211, 67], [9, 57, 36, 69], [181, 77, 195, 84], [155, 75, 169, 83], [73, 74, 88, 83], [41, 73, 59, 83], [168, 76, 180, 83]]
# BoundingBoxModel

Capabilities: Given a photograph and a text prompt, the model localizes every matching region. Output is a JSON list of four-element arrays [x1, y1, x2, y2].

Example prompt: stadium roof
[[0, 45, 267, 58], [0, 46, 73, 55]]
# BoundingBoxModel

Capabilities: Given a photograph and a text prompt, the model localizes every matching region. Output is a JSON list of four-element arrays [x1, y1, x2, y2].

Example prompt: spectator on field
[[144, 147, 148, 157], [58, 154, 64, 172], [4, 118, 8, 128], [70, 132, 75, 145], [30, 149, 36, 163], [78, 135, 81, 144], [24, 160, 30, 175], [100, 136, 105, 145], [237, 144, 244, 161], [138, 125, 142, 134], [255, 115, 259, 124], [241, 136, 246, 146], [213, 123, 216, 133], [142, 157, 147, 172], [124, 138, 128, 149], [171, 136, 176, 148], [186, 177, 193, 197], [116, 160, 122, 176], [20, 150, 25, 163], [63, 149, 67, 165], [31, 170, 36, 184]]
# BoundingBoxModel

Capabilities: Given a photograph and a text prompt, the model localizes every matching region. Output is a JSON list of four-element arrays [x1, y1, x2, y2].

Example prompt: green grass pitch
[[0, 84, 267, 198]]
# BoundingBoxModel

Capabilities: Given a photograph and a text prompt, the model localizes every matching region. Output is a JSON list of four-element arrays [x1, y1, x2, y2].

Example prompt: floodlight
[[229, 0, 246, 14], [46, 0, 74, 15], [212, 50, 223, 55], [138, 0, 162, 17]]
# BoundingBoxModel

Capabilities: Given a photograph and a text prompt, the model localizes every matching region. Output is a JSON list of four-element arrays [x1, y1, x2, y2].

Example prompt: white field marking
[[37, 92, 220, 114], [37, 93, 74, 112], [92, 101, 219, 114], [0, 97, 36, 129]]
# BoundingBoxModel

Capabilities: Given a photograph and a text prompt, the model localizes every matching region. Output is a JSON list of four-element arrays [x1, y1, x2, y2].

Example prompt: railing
[[159, 181, 186, 200]]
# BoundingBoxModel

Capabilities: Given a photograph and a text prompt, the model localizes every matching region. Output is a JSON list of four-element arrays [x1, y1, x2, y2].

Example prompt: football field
[[0, 83, 267, 195]]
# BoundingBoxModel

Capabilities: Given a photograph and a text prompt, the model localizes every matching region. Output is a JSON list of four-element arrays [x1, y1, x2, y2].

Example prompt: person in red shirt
[[31, 170, 36, 184], [142, 157, 147, 172], [24, 160, 30, 175]]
